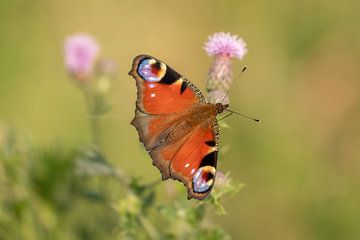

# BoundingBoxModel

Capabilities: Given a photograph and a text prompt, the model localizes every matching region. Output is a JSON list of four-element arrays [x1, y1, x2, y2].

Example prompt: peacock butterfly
[[129, 55, 229, 200]]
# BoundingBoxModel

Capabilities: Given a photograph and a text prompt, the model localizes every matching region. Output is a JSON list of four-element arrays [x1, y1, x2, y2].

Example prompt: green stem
[[83, 87, 101, 149]]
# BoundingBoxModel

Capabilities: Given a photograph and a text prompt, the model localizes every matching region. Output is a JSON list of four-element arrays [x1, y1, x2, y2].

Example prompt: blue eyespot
[[137, 58, 166, 82], [192, 166, 216, 193]]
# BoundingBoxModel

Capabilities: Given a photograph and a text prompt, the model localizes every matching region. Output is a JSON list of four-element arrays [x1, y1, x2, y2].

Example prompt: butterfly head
[[215, 103, 229, 114]]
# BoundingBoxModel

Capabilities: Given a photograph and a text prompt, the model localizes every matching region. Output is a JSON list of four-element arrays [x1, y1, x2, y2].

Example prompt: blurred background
[[1, 0, 360, 239]]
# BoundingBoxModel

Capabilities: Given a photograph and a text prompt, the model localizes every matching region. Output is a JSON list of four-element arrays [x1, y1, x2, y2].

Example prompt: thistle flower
[[204, 32, 247, 104], [204, 32, 247, 59], [64, 34, 100, 81]]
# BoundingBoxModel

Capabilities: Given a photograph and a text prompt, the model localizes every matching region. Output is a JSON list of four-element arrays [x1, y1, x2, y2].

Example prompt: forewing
[[129, 54, 205, 115]]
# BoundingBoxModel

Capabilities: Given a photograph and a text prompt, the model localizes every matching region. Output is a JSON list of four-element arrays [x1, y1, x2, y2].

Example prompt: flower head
[[204, 32, 248, 104], [204, 32, 247, 60], [64, 34, 100, 79]]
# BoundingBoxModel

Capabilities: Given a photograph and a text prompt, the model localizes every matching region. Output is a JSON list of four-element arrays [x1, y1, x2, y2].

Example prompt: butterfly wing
[[151, 121, 219, 200], [130, 55, 219, 199], [130, 55, 206, 150], [129, 54, 205, 115]]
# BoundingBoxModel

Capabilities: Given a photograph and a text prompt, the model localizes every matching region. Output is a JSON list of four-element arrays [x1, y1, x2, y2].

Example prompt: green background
[[1, 0, 360, 239]]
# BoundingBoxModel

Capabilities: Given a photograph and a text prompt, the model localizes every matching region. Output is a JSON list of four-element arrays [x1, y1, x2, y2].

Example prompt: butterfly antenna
[[225, 109, 261, 123], [219, 66, 247, 104]]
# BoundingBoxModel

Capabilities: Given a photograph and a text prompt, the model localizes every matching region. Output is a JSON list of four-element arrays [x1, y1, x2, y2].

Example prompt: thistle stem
[[83, 87, 101, 149]]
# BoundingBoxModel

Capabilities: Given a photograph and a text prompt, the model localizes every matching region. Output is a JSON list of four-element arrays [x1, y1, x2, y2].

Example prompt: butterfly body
[[129, 55, 228, 200]]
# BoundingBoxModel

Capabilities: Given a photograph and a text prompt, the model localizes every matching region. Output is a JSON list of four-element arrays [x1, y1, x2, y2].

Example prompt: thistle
[[204, 32, 248, 104], [64, 34, 100, 83]]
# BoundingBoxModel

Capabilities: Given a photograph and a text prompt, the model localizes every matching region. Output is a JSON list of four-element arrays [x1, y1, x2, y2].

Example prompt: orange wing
[[145, 120, 218, 199], [129, 55, 205, 115], [130, 55, 219, 200], [130, 54, 206, 155], [166, 123, 218, 199]]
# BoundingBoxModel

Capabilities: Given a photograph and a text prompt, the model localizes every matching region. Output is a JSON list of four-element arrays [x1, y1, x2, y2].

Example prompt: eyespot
[[137, 58, 167, 82], [192, 166, 216, 193]]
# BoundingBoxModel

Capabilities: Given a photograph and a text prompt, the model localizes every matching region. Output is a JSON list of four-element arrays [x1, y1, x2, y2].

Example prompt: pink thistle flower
[[204, 32, 247, 60], [204, 32, 247, 104], [64, 34, 100, 81]]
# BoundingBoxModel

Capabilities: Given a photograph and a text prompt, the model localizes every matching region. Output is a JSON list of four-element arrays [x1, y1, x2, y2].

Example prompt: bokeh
[[1, 0, 360, 239]]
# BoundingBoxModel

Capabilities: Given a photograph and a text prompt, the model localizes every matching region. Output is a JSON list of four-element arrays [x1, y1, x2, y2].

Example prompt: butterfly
[[129, 55, 229, 200]]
